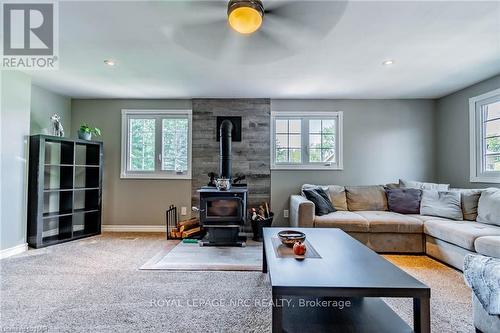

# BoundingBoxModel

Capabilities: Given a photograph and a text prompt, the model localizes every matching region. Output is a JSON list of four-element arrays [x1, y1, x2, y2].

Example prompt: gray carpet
[[0, 233, 473, 332]]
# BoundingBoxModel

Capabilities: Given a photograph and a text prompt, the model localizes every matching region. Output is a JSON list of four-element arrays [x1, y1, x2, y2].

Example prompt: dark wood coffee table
[[262, 227, 430, 333]]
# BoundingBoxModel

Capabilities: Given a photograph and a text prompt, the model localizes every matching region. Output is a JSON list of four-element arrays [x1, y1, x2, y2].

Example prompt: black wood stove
[[197, 119, 247, 247]]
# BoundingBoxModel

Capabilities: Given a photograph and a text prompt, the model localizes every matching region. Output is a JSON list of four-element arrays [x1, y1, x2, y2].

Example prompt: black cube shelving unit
[[27, 135, 103, 248]]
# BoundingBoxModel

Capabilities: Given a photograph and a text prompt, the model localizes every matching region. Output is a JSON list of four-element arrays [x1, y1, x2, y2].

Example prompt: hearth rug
[[140, 240, 263, 271]]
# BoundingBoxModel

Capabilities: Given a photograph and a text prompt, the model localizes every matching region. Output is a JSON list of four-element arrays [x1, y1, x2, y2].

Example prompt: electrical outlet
[[283, 209, 289, 218], [181, 207, 187, 215]]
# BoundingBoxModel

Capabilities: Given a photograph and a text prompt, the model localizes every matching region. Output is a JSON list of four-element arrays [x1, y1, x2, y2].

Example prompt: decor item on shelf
[[277, 230, 306, 247], [250, 202, 273, 241], [78, 123, 101, 141], [50, 114, 65, 137]]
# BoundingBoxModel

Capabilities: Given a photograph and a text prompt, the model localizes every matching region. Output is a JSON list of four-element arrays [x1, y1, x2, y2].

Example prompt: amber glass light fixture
[[227, 0, 264, 34]]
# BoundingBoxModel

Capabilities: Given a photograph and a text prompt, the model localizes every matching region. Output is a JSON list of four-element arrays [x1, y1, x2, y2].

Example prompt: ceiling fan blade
[[264, 0, 348, 36], [221, 25, 292, 64], [170, 19, 233, 60]]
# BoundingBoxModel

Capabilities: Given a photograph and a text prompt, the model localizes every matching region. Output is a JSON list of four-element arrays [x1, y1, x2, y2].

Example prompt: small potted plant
[[78, 123, 101, 141]]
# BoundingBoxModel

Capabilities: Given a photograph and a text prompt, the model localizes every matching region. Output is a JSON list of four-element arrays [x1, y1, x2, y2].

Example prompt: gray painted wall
[[1, 71, 31, 250], [30, 85, 71, 136], [191, 99, 271, 211], [71, 99, 192, 226], [436, 74, 500, 188], [271, 99, 437, 225]]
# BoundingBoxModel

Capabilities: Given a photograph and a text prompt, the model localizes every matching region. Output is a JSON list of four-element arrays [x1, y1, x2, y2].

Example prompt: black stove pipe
[[219, 120, 233, 179]]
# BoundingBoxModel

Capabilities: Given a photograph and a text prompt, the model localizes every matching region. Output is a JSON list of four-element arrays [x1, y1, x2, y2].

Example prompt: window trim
[[270, 111, 343, 170], [120, 109, 192, 180], [469, 88, 500, 183]]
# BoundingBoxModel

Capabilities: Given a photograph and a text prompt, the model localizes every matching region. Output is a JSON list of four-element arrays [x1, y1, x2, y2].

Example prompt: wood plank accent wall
[[191, 99, 271, 214]]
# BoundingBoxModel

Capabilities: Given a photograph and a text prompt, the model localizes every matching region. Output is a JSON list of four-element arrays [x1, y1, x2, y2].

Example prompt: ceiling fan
[[169, 0, 348, 63]]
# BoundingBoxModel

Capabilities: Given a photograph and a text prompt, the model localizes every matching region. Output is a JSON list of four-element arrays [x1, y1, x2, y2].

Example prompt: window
[[271, 111, 343, 170], [469, 88, 500, 183], [121, 109, 192, 179]]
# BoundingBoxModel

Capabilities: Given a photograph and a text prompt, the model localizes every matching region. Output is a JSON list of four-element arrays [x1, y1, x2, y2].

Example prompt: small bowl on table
[[278, 230, 306, 247]]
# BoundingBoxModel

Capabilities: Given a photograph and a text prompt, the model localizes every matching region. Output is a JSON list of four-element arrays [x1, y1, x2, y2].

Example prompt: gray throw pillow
[[302, 184, 347, 211], [399, 179, 450, 191], [450, 188, 483, 221], [420, 190, 462, 220], [303, 188, 336, 216], [477, 188, 500, 226], [385, 188, 422, 214]]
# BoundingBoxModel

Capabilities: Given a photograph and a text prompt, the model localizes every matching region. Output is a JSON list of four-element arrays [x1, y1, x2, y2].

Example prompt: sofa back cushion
[[399, 179, 450, 191], [326, 185, 348, 211], [451, 188, 483, 221], [385, 188, 422, 214], [477, 188, 500, 226], [302, 184, 347, 211], [345, 185, 388, 211], [420, 190, 462, 220], [303, 188, 336, 216]]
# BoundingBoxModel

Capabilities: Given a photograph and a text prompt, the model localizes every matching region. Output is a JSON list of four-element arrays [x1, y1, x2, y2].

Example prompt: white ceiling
[[27, 0, 500, 99]]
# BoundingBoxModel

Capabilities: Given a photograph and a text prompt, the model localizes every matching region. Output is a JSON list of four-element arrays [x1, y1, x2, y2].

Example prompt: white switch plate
[[283, 210, 289, 218], [181, 207, 187, 215]]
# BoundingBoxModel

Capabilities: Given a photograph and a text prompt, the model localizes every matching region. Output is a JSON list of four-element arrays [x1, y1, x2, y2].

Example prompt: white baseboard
[[101, 225, 166, 233], [0, 243, 28, 259]]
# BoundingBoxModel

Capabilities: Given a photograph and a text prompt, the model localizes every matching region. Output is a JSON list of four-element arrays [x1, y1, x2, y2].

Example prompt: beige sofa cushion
[[476, 188, 500, 227], [327, 185, 348, 211], [424, 220, 500, 250], [406, 214, 452, 223], [356, 211, 423, 233], [301, 184, 347, 211], [345, 186, 388, 211], [474, 236, 500, 259], [314, 211, 369, 232]]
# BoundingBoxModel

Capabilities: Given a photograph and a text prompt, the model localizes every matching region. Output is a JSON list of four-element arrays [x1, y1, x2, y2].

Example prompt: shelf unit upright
[[27, 135, 103, 248]]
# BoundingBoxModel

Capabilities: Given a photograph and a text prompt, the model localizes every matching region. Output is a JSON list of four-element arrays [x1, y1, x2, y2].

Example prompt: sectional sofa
[[290, 180, 500, 333], [289, 181, 500, 270]]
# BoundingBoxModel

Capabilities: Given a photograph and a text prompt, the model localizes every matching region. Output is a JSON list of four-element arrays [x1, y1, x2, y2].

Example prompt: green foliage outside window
[[130, 119, 155, 171], [162, 119, 188, 172], [129, 117, 189, 173], [485, 136, 500, 171]]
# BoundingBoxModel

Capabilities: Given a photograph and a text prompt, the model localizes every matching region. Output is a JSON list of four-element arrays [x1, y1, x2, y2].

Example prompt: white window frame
[[271, 111, 343, 170], [469, 88, 500, 183], [120, 109, 192, 179]]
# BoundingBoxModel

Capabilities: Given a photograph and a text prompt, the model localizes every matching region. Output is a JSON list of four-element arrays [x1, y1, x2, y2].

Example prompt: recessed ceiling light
[[104, 59, 116, 66], [382, 59, 395, 66]]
